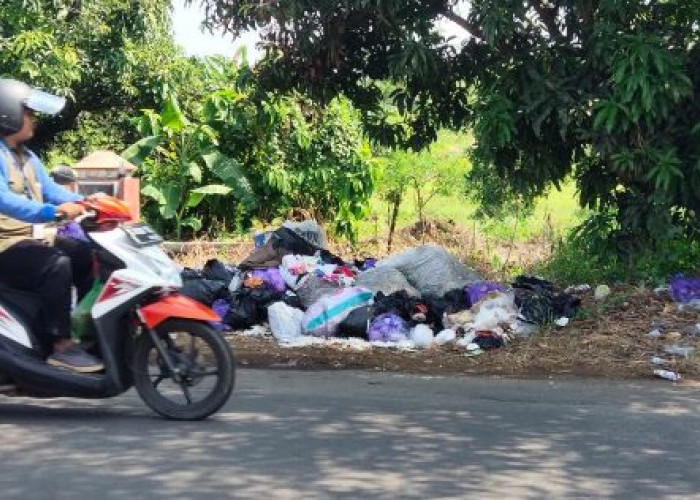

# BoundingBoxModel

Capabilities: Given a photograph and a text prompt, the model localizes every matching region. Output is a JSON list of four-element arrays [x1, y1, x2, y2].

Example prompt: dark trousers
[[0, 237, 93, 340]]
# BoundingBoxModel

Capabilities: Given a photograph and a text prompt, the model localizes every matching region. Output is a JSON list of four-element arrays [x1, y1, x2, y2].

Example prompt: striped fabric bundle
[[302, 287, 374, 337]]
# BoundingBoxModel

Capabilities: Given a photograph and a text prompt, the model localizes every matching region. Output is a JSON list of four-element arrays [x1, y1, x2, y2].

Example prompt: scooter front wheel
[[132, 319, 235, 420]]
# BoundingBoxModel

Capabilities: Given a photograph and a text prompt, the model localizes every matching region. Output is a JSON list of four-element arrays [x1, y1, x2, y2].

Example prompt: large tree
[[195, 0, 700, 251], [1, 0, 180, 155]]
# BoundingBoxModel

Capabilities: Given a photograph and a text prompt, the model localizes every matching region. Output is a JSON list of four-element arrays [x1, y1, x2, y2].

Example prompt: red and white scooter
[[0, 196, 235, 420]]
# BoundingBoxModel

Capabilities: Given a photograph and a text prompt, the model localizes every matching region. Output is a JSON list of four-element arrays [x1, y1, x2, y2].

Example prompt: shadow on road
[[0, 372, 698, 498]]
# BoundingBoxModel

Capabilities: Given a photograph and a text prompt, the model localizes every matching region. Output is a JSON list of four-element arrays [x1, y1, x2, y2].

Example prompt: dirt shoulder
[[227, 286, 700, 381]]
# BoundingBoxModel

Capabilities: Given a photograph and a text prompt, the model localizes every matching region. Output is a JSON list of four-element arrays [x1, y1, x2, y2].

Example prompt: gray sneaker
[[48, 345, 104, 373]]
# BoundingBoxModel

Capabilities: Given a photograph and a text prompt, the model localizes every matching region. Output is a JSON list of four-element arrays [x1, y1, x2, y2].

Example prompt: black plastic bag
[[224, 292, 260, 330], [512, 275, 556, 294], [223, 287, 297, 330], [423, 288, 471, 330], [373, 291, 418, 321], [373, 290, 439, 330], [337, 305, 372, 339], [512, 275, 581, 325], [282, 292, 303, 310], [272, 227, 345, 265], [181, 268, 204, 280], [271, 227, 319, 256], [203, 258, 235, 285], [474, 332, 505, 350], [180, 278, 229, 306]]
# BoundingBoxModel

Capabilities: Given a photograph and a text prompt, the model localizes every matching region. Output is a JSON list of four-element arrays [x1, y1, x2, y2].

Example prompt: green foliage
[[45, 110, 137, 167], [376, 140, 467, 247], [129, 58, 375, 241], [126, 94, 251, 239], [1, 0, 183, 157], [202, 59, 376, 241], [542, 231, 700, 286], [3, 1, 376, 243], [1, 0, 173, 100], [199, 0, 700, 267]]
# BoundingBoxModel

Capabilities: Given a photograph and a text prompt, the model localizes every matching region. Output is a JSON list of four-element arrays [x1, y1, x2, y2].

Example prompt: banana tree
[[123, 94, 253, 239]]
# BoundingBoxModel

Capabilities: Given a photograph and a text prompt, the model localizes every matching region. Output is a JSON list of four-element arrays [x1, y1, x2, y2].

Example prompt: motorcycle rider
[[0, 78, 103, 373], [50, 165, 78, 192]]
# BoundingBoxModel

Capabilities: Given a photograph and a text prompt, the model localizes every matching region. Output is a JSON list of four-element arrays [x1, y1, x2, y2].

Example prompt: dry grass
[[169, 238, 251, 269], [171, 217, 552, 278]]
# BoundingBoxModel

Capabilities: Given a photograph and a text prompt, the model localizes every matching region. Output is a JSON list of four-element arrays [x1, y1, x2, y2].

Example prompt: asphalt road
[[1, 370, 699, 499]]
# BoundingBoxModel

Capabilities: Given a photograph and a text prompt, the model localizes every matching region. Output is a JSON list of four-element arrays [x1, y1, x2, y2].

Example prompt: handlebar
[[54, 210, 96, 224], [74, 210, 97, 224]]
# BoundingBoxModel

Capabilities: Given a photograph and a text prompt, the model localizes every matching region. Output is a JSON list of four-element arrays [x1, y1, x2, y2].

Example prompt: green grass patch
[[360, 182, 585, 245], [363, 129, 585, 245], [539, 237, 700, 286]]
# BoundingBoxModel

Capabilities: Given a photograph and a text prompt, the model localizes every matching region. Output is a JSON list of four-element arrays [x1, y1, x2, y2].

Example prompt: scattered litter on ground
[[241, 325, 269, 337], [555, 317, 570, 327], [594, 284, 611, 301], [435, 329, 457, 345], [565, 284, 592, 294], [648, 328, 663, 339], [663, 344, 695, 357], [650, 356, 669, 365], [464, 348, 484, 357], [654, 369, 682, 382], [670, 276, 700, 311], [678, 300, 700, 311], [681, 323, 700, 337], [670, 276, 700, 302]]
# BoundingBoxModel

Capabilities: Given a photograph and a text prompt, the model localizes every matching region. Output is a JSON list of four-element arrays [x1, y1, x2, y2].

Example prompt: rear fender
[[139, 294, 220, 329]]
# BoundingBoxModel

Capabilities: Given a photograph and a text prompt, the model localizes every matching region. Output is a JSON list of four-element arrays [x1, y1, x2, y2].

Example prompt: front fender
[[139, 294, 220, 329]]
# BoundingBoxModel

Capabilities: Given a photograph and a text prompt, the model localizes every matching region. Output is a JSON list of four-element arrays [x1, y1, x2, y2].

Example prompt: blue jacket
[[0, 142, 82, 222]]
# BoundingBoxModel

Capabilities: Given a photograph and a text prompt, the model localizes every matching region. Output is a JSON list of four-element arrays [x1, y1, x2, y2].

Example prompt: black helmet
[[50, 165, 77, 184], [0, 78, 66, 135]]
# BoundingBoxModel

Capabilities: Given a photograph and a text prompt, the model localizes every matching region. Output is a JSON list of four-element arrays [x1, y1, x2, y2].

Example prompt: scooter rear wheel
[[132, 319, 235, 420]]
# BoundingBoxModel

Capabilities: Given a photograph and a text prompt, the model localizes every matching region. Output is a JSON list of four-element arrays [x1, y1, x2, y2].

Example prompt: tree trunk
[[387, 192, 402, 253]]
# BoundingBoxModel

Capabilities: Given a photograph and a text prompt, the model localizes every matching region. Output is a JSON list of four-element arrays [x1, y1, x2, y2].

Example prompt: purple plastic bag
[[56, 221, 89, 242], [670, 276, 700, 303], [251, 268, 287, 293], [361, 258, 377, 271], [210, 299, 230, 331], [465, 281, 508, 305], [367, 313, 409, 342]]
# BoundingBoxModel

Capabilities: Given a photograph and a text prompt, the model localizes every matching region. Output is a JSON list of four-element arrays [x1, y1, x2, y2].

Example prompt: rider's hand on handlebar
[[56, 202, 86, 220], [86, 192, 107, 202]]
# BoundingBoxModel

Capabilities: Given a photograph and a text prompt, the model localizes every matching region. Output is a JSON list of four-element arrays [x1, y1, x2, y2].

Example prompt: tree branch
[[441, 9, 484, 42], [530, 1, 567, 43]]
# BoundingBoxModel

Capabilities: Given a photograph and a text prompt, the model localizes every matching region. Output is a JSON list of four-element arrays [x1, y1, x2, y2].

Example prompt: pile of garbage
[[179, 223, 581, 353], [648, 276, 700, 381]]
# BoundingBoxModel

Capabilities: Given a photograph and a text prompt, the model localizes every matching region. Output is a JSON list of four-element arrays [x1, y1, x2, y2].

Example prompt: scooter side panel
[[0, 304, 32, 348], [139, 294, 220, 329], [91, 299, 142, 394], [0, 337, 108, 398], [92, 271, 154, 319]]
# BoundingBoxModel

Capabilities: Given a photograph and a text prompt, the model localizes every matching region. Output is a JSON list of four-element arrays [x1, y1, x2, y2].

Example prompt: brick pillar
[[122, 177, 141, 221]]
